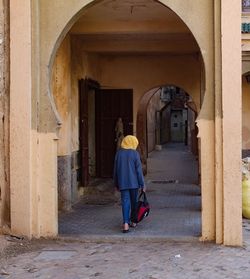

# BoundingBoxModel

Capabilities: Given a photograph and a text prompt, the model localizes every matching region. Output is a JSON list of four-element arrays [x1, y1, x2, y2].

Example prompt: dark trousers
[[120, 188, 138, 224]]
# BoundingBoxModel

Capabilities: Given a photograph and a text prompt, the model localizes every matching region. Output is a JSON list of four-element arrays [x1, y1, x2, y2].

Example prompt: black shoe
[[122, 229, 129, 233]]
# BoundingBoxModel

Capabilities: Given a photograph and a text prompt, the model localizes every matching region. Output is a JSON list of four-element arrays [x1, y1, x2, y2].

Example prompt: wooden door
[[96, 89, 133, 177], [79, 79, 89, 186]]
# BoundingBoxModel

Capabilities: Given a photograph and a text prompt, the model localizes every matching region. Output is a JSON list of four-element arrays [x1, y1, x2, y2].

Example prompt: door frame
[[79, 78, 100, 186]]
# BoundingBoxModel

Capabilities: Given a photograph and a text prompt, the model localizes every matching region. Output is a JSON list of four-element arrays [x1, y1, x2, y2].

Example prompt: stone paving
[[59, 143, 200, 240], [1, 144, 250, 278], [147, 143, 199, 184], [59, 182, 201, 240], [1, 225, 250, 279]]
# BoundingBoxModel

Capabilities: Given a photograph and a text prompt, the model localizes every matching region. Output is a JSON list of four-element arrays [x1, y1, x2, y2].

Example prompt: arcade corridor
[[59, 143, 201, 240]]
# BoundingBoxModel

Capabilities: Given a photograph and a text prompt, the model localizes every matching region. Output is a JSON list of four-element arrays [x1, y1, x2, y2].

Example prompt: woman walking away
[[113, 135, 145, 233]]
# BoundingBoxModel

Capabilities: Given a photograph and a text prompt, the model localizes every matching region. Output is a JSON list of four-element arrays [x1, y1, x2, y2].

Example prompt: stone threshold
[[56, 234, 200, 244]]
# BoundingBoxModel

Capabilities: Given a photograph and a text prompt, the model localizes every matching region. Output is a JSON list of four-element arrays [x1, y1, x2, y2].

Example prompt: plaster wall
[[38, 133, 58, 236], [221, 0, 242, 246], [51, 35, 73, 211], [70, 37, 83, 153], [147, 89, 165, 152], [52, 35, 71, 156], [71, 36, 100, 152], [70, 4, 190, 35], [10, 0, 33, 237], [10, 0, 58, 237], [70, 44, 101, 198], [99, 54, 201, 132], [31, 131, 58, 237], [51, 35, 101, 209]]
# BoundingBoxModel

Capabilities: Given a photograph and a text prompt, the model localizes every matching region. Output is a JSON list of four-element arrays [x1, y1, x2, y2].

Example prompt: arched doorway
[[9, 0, 243, 245], [137, 85, 199, 174], [51, 0, 205, 238], [136, 86, 201, 235], [49, 0, 208, 237]]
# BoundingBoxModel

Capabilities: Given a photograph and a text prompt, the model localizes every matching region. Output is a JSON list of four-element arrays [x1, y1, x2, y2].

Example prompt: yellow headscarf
[[121, 135, 139, 150]]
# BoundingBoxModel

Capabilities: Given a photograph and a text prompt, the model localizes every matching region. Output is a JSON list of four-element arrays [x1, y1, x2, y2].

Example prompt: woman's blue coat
[[113, 148, 144, 190]]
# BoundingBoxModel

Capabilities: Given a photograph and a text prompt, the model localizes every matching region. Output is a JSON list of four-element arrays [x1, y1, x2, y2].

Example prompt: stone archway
[[137, 85, 200, 175], [49, 0, 207, 236], [9, 0, 242, 245]]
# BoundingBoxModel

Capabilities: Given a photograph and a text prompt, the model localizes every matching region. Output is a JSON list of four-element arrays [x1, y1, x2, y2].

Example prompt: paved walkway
[[147, 143, 199, 184], [2, 144, 250, 278], [1, 221, 250, 279], [59, 143, 200, 240]]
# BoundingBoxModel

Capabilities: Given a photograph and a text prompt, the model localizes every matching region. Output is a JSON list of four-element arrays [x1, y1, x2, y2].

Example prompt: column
[[9, 0, 32, 237], [221, 0, 242, 246]]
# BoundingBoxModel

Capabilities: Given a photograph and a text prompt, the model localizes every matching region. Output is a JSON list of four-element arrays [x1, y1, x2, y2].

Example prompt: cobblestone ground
[[1, 227, 250, 279], [1, 144, 249, 278]]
